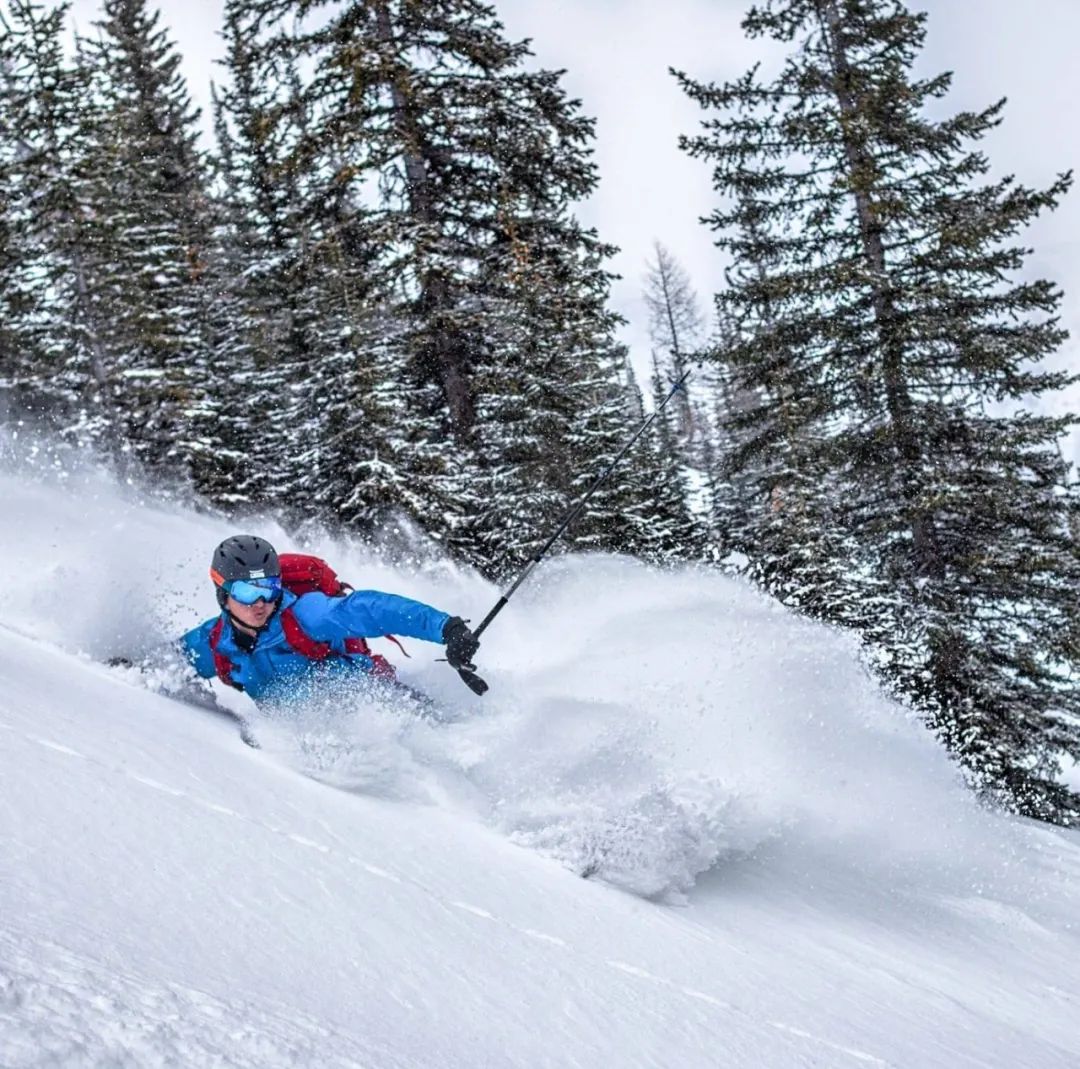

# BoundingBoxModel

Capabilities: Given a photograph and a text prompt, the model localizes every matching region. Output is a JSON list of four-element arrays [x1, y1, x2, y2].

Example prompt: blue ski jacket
[[181, 589, 450, 707]]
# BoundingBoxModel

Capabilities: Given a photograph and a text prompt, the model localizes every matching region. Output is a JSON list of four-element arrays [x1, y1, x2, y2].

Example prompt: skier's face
[[226, 595, 277, 631]]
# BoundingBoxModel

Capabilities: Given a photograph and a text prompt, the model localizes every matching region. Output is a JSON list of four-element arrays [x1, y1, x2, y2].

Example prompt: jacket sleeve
[[292, 591, 450, 646], [180, 618, 219, 679]]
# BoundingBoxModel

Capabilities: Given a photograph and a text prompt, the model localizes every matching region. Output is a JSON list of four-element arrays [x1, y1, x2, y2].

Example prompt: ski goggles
[[212, 573, 283, 605]]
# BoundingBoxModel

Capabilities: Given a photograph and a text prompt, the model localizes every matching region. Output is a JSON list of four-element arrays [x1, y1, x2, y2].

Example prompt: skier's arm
[[293, 591, 450, 645], [107, 622, 222, 708], [109, 623, 216, 678], [180, 619, 219, 679]]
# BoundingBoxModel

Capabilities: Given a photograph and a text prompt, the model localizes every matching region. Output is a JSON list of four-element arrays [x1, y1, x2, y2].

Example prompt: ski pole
[[455, 369, 692, 696]]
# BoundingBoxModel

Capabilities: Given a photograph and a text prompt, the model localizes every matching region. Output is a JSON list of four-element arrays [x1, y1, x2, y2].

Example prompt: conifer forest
[[2, 0, 1079, 825]]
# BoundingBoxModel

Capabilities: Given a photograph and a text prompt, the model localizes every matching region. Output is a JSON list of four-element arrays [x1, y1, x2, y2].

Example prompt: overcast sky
[[70, 0, 1080, 442]]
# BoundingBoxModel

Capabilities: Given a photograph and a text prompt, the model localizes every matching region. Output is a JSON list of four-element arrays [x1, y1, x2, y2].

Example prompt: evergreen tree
[[77, 0, 216, 476], [705, 314, 763, 562], [0, 7, 43, 416], [678, 0, 1080, 822], [706, 207, 815, 569], [218, 0, 644, 568], [205, 19, 308, 509], [636, 352, 705, 560], [212, 0, 412, 530], [0, 0, 217, 478], [464, 232, 619, 569], [187, 81, 258, 505], [466, 213, 655, 569], [0, 0, 106, 438]]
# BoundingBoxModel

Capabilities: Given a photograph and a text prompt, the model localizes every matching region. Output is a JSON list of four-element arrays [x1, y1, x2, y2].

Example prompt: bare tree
[[643, 241, 705, 438]]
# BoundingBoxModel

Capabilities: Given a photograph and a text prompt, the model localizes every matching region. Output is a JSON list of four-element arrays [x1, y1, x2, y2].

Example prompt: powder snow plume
[[0, 433, 1041, 902]]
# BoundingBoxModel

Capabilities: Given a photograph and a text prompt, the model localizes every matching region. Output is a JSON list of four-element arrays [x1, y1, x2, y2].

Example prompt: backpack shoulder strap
[[280, 605, 333, 660], [281, 605, 397, 678], [208, 617, 244, 691]]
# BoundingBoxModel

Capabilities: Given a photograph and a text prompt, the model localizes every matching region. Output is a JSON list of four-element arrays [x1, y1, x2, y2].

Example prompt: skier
[[179, 534, 480, 708]]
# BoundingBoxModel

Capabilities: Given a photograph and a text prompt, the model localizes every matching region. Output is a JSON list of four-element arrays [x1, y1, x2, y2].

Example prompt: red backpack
[[208, 553, 403, 691]]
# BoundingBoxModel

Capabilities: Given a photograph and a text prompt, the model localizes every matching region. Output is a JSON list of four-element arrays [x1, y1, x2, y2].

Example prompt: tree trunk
[[819, 0, 943, 582], [375, 0, 475, 437]]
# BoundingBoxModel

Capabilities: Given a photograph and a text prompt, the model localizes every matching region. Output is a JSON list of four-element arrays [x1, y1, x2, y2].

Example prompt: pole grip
[[456, 665, 489, 695]]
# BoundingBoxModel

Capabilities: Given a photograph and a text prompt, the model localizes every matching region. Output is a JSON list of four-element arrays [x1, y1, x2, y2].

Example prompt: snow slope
[[2, 442, 1079, 1068]]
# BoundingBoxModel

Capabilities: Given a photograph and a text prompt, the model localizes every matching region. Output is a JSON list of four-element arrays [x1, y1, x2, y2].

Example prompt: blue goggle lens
[[225, 576, 282, 605]]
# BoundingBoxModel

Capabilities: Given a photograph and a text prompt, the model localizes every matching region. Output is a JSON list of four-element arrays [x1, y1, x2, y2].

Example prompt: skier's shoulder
[[288, 589, 334, 622], [182, 614, 219, 650], [286, 590, 354, 642], [178, 616, 222, 677]]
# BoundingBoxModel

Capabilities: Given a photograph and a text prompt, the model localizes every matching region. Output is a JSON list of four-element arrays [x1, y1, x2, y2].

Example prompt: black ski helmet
[[210, 535, 281, 608]]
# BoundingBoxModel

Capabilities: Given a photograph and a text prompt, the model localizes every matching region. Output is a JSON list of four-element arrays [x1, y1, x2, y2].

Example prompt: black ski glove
[[442, 616, 480, 670]]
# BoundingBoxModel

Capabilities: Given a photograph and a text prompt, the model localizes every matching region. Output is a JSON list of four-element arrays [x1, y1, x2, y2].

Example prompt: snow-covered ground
[[2, 438, 1079, 1068]]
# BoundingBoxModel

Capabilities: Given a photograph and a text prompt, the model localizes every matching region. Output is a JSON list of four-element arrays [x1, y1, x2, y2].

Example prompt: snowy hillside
[[2, 446, 1079, 1068]]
